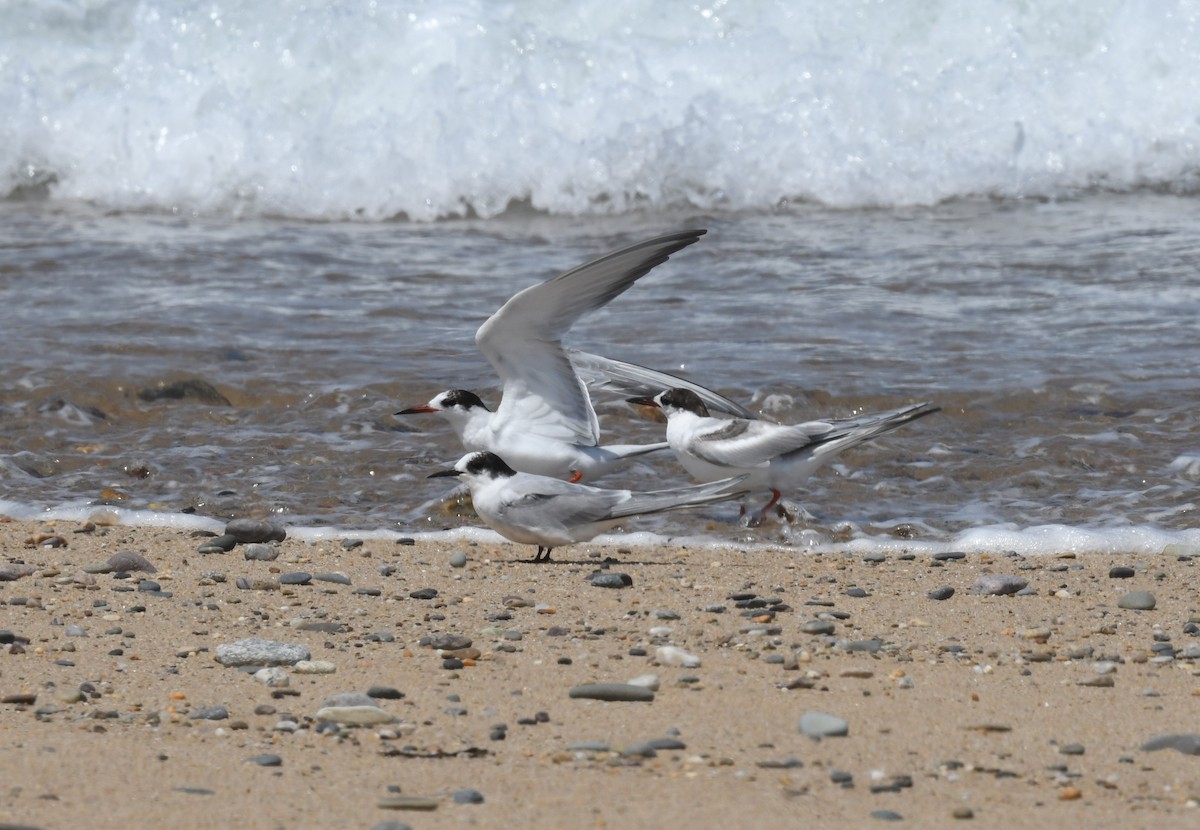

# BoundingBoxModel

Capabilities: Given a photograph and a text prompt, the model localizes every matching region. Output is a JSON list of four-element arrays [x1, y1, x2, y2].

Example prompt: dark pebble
[[871, 810, 903, 822], [933, 551, 967, 561], [568, 683, 655, 702], [588, 572, 633, 589], [199, 534, 238, 553], [410, 588, 438, 600], [137, 580, 162, 592], [452, 789, 485, 804], [279, 572, 312, 585], [443, 658, 464, 670], [249, 754, 283, 766], [1108, 566, 1136, 579], [367, 686, 405, 700], [928, 586, 955, 601], [845, 587, 869, 598], [341, 539, 364, 549]]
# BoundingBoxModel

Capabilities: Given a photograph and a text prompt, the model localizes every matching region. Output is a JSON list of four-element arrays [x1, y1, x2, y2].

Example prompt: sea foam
[[4, 0, 1200, 219]]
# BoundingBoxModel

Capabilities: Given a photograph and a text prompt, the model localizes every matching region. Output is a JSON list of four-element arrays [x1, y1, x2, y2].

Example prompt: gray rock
[[801, 620, 836, 635], [799, 711, 849, 738], [927, 586, 955, 601], [1141, 733, 1200, 755], [449, 551, 468, 568], [367, 686, 405, 700], [838, 638, 883, 653], [224, 518, 287, 544], [1118, 591, 1156, 610], [315, 705, 395, 725], [242, 543, 280, 561], [106, 550, 157, 573], [313, 572, 351, 585], [190, 705, 229, 720], [569, 683, 655, 702], [322, 692, 376, 708], [215, 637, 311, 667], [452, 789, 484, 804], [427, 634, 472, 651], [971, 575, 1028, 596], [253, 667, 290, 687], [1108, 566, 1136, 579], [279, 571, 312, 585]]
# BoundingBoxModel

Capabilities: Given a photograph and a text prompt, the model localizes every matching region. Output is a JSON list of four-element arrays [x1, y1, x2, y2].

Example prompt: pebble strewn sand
[[2, 517, 1199, 829]]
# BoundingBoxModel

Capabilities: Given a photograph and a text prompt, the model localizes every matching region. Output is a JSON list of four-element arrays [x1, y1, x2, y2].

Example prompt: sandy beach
[[2, 515, 1198, 830]]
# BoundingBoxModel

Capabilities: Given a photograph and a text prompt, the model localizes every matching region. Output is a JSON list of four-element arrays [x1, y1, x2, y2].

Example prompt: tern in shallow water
[[428, 450, 748, 562], [398, 230, 707, 482], [629, 388, 940, 524]]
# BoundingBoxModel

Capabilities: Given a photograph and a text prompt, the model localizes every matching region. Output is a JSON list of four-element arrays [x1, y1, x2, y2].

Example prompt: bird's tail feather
[[609, 475, 750, 520], [805, 402, 940, 460]]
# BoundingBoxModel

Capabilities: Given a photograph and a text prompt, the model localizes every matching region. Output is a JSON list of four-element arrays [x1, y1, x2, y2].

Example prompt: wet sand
[[2, 516, 1198, 829]]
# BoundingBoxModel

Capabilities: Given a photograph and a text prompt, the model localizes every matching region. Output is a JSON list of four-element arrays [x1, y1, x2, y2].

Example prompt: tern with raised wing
[[398, 231, 707, 482]]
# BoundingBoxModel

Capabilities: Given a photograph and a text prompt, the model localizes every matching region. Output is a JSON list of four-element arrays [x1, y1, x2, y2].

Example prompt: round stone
[[449, 551, 468, 568], [928, 586, 955, 601], [243, 543, 280, 561], [1118, 591, 1156, 610]]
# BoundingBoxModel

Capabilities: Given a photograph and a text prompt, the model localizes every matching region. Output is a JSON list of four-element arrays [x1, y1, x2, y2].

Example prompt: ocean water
[[2, 1, 1199, 555]]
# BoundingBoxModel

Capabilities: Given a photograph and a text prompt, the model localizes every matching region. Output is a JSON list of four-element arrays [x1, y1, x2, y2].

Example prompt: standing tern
[[428, 450, 748, 562], [398, 230, 707, 482], [629, 388, 939, 523]]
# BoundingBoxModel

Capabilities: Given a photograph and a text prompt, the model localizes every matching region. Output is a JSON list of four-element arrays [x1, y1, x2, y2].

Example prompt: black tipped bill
[[428, 469, 462, 479], [627, 395, 660, 408], [396, 404, 437, 415]]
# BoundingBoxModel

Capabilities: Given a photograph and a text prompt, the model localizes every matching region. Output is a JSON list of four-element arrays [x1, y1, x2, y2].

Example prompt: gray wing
[[568, 349, 754, 419], [476, 231, 706, 446], [686, 418, 837, 468], [498, 480, 628, 528]]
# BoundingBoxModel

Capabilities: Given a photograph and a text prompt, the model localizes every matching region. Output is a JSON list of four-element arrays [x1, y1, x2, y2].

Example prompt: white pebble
[[656, 645, 701, 668]]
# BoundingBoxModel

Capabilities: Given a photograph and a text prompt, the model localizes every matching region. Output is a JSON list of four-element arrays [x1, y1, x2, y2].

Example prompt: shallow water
[[2, 195, 1198, 553]]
